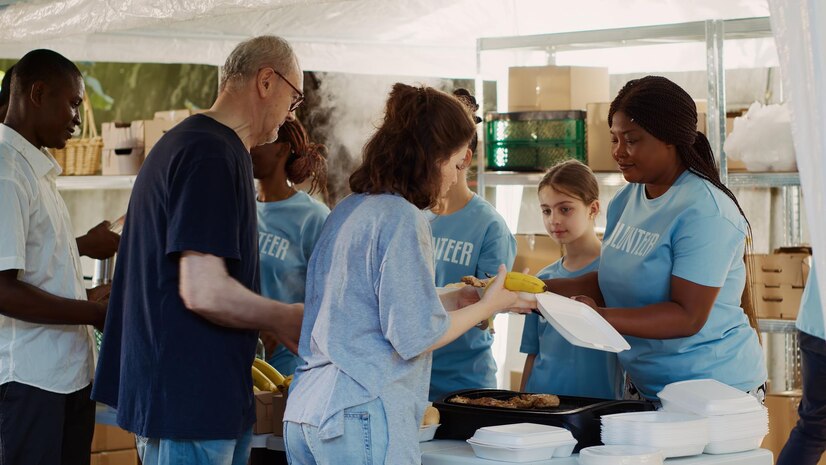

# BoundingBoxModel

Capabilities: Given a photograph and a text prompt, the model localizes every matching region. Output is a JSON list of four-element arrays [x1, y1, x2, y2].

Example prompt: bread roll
[[422, 406, 440, 426]]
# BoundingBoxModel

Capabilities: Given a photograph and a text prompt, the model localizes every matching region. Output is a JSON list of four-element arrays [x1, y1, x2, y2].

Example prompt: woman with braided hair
[[426, 88, 516, 401], [251, 118, 329, 376], [545, 76, 766, 401]]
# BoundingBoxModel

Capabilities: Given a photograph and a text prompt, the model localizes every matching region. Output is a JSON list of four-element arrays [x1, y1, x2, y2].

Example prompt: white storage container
[[418, 424, 439, 442], [470, 423, 574, 448], [535, 292, 630, 352], [658, 379, 763, 416], [467, 439, 576, 462]]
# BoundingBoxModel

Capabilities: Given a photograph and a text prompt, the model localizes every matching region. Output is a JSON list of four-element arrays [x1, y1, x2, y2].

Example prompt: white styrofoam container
[[535, 292, 630, 352], [419, 424, 439, 442], [470, 423, 575, 448], [578, 445, 664, 465], [658, 379, 763, 416], [467, 439, 577, 462]]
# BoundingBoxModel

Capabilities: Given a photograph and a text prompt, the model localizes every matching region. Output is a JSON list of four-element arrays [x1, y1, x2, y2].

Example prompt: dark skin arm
[[76, 221, 120, 259], [572, 275, 720, 339], [0, 270, 107, 331], [542, 271, 605, 306]]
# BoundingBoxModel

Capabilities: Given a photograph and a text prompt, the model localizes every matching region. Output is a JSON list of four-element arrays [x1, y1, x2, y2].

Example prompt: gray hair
[[219, 35, 298, 91]]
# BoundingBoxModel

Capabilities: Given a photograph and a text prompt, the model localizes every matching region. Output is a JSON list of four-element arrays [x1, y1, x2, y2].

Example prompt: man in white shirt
[[0, 49, 118, 465]]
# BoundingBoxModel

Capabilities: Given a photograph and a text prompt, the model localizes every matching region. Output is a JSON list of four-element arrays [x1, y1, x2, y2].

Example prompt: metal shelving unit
[[475, 17, 804, 348], [56, 175, 137, 191]]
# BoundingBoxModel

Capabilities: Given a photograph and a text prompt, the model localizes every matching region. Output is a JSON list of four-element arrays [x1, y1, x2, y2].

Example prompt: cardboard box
[[763, 392, 826, 464], [254, 390, 274, 434], [90, 449, 139, 465], [755, 283, 804, 320], [509, 66, 608, 112], [144, 118, 181, 155], [510, 370, 523, 391], [271, 392, 287, 436], [101, 121, 146, 175], [752, 253, 811, 288], [91, 424, 135, 453], [586, 103, 709, 172], [513, 234, 563, 276]]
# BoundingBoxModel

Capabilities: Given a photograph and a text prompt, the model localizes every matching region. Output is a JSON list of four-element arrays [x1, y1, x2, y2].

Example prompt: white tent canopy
[[0, 0, 770, 77]]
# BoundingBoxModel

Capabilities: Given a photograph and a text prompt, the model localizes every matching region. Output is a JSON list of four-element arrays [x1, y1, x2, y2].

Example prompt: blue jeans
[[777, 331, 826, 465], [284, 398, 388, 465], [136, 427, 253, 465]]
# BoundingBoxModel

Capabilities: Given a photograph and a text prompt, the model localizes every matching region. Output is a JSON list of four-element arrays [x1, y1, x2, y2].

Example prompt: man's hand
[[260, 330, 280, 354], [263, 303, 303, 355], [87, 284, 111, 304], [77, 221, 120, 259]]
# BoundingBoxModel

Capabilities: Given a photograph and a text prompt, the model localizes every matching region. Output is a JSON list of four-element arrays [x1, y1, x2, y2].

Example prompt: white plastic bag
[[723, 102, 797, 171]]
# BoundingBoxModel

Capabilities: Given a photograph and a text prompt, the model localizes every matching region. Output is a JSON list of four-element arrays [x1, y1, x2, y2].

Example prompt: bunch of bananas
[[251, 358, 293, 394]]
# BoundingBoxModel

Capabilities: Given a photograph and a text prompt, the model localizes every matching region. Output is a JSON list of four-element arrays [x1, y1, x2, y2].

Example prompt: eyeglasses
[[269, 68, 304, 112]]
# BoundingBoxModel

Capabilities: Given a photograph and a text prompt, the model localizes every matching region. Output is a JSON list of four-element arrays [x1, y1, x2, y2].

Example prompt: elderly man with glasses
[[93, 35, 304, 465]]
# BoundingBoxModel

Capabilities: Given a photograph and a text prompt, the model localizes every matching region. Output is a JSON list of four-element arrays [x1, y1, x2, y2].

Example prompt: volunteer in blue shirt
[[520, 160, 621, 399], [252, 118, 329, 376], [428, 89, 516, 401], [546, 76, 766, 401], [283, 84, 533, 465], [777, 264, 826, 465]]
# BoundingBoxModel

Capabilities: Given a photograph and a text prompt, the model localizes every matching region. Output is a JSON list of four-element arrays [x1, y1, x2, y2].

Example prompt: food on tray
[[450, 393, 560, 409], [422, 406, 441, 426]]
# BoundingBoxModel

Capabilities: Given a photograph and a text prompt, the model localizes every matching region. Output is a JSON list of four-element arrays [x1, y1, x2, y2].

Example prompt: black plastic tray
[[433, 389, 655, 451]]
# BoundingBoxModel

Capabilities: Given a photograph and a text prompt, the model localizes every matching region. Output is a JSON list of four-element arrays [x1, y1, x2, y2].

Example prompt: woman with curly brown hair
[[283, 83, 532, 464], [251, 118, 329, 376]]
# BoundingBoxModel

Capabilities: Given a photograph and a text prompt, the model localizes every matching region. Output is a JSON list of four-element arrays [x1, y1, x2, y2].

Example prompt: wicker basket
[[52, 93, 102, 175]]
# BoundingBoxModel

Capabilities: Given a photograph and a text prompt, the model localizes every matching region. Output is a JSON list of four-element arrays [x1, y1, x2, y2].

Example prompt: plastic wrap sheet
[[769, 0, 826, 332]]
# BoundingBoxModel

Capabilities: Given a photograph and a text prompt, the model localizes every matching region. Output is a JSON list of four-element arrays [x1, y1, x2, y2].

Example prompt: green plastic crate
[[486, 141, 586, 172], [486, 111, 586, 144]]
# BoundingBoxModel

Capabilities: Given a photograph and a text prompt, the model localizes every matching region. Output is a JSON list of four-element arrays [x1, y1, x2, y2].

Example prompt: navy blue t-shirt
[[92, 115, 260, 439]]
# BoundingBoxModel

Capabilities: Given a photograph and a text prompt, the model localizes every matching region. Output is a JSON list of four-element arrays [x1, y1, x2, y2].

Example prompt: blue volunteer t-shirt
[[258, 191, 329, 375], [520, 258, 621, 399], [599, 170, 766, 400], [284, 193, 450, 464], [797, 265, 825, 340], [92, 115, 260, 439], [428, 194, 516, 401]]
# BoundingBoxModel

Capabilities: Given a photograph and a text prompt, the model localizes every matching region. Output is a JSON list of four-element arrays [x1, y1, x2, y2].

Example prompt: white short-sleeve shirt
[[0, 124, 94, 393]]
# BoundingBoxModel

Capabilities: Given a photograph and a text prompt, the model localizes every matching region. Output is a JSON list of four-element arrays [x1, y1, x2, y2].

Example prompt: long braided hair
[[608, 76, 759, 332]]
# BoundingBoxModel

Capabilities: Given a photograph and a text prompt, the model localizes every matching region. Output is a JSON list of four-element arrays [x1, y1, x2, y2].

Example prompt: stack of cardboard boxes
[[506, 66, 751, 173], [90, 424, 138, 465], [100, 109, 199, 176]]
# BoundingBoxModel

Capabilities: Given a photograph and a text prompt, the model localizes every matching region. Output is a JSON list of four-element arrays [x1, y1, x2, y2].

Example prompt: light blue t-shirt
[[797, 265, 825, 340], [520, 258, 622, 399], [257, 191, 330, 375], [283, 194, 450, 464], [599, 170, 767, 400], [428, 194, 516, 401]]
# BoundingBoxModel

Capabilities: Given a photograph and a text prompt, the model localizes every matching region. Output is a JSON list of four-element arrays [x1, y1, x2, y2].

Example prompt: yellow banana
[[253, 358, 286, 386], [504, 272, 546, 293], [252, 366, 277, 392], [253, 385, 261, 393], [277, 374, 295, 394]]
